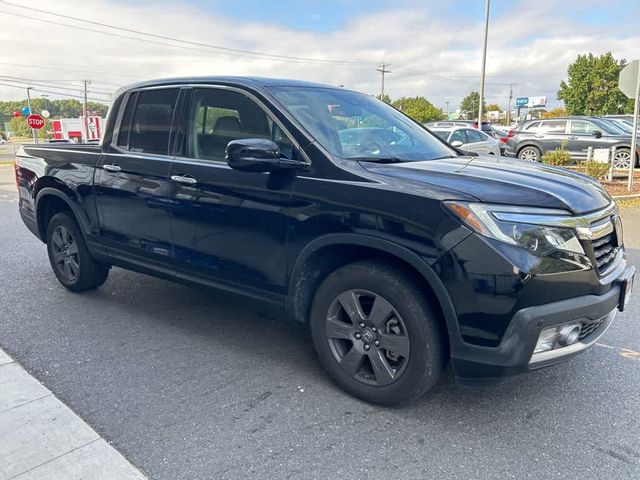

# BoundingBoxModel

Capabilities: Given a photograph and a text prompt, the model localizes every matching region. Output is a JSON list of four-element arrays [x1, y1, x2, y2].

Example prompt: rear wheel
[[518, 146, 541, 162], [310, 261, 445, 405], [613, 148, 632, 170], [46, 212, 109, 292]]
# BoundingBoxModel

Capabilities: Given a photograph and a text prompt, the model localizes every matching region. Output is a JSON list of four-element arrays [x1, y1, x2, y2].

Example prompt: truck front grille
[[590, 232, 619, 274]]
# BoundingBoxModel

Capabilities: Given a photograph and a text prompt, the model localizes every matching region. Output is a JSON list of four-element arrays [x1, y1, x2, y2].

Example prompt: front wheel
[[46, 212, 110, 292], [310, 261, 446, 405]]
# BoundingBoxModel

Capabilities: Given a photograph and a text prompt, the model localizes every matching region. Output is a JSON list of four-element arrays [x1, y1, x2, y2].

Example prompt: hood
[[361, 155, 612, 215]]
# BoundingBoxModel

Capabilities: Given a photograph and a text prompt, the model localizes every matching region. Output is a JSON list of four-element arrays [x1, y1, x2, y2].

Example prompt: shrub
[[541, 142, 571, 167], [581, 161, 610, 181]]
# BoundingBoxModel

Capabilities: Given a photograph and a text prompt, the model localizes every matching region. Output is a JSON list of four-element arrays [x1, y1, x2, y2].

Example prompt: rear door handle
[[568, 136, 578, 140], [171, 174, 197, 185], [103, 164, 121, 172]]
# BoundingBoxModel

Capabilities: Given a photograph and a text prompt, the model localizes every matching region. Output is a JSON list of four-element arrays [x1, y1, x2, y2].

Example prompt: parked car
[[429, 126, 501, 155], [492, 127, 509, 154], [15, 77, 634, 405], [425, 120, 501, 138], [505, 116, 639, 169]]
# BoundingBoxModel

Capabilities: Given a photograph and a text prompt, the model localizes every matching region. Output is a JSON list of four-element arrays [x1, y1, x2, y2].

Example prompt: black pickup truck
[[15, 77, 635, 405]]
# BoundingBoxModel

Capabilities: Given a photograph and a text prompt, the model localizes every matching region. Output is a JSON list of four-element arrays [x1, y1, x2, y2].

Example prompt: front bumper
[[451, 264, 634, 381]]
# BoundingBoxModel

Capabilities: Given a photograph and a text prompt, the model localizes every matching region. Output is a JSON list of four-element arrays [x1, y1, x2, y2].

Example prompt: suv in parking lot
[[505, 117, 638, 169], [15, 77, 635, 405]]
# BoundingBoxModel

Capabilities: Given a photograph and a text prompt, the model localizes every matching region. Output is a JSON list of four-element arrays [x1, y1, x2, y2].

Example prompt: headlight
[[444, 201, 584, 255]]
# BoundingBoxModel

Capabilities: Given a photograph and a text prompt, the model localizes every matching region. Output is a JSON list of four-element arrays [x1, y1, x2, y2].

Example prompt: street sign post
[[26, 114, 45, 130], [619, 59, 640, 192]]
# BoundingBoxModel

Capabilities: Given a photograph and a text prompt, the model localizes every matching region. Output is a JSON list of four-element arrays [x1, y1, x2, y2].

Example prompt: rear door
[[95, 87, 180, 271], [533, 119, 567, 154], [167, 86, 298, 297]]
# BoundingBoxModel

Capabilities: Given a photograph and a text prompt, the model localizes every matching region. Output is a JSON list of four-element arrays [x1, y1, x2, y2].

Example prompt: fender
[[286, 232, 462, 344], [35, 186, 93, 240]]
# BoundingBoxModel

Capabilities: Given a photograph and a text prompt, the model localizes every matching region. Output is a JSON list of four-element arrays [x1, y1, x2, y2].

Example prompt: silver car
[[430, 126, 501, 156]]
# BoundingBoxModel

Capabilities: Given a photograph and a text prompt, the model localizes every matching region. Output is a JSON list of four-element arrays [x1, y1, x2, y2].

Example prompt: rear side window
[[538, 120, 567, 133], [525, 122, 540, 131], [449, 129, 465, 144], [126, 88, 179, 155], [116, 92, 137, 148]]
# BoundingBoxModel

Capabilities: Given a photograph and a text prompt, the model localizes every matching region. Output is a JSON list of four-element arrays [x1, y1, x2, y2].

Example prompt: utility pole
[[445, 101, 450, 116], [26, 87, 37, 144], [377, 64, 391, 99], [477, 0, 490, 129], [506, 83, 515, 126], [83, 80, 90, 143]]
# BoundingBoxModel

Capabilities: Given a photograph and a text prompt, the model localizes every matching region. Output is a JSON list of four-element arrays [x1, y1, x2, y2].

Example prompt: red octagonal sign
[[27, 114, 45, 129]]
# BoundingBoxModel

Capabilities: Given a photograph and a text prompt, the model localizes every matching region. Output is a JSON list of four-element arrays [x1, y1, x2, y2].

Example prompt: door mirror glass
[[450, 140, 463, 148], [226, 138, 285, 172], [592, 129, 603, 138]]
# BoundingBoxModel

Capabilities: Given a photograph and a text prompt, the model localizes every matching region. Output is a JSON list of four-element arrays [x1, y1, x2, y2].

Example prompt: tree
[[391, 96, 445, 123], [486, 103, 501, 111], [376, 93, 392, 104], [557, 52, 634, 115], [460, 92, 485, 119], [541, 107, 567, 119]]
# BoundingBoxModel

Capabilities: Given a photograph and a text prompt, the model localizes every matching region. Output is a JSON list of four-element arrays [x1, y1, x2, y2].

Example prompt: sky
[[0, 0, 638, 112]]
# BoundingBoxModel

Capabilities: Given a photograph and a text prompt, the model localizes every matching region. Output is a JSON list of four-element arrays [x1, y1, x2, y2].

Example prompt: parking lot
[[0, 165, 639, 479]]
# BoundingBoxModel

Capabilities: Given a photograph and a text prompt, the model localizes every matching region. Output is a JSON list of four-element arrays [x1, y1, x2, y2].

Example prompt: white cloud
[[0, 0, 637, 111]]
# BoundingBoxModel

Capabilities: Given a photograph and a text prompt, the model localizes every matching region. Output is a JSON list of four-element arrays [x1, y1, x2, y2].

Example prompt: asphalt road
[[0, 165, 639, 479]]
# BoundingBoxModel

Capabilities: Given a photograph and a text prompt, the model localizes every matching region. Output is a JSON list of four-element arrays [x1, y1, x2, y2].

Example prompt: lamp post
[[477, 0, 490, 130], [26, 87, 37, 144]]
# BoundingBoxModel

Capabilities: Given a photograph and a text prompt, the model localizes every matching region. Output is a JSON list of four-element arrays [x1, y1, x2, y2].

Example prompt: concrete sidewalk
[[0, 348, 147, 480]]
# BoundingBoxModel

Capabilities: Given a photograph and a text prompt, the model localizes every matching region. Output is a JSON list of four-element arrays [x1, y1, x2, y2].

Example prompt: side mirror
[[450, 140, 464, 148], [226, 138, 294, 172], [592, 130, 603, 139]]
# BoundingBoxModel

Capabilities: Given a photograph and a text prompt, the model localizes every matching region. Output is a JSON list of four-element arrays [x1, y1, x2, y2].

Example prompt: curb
[[612, 193, 640, 200]]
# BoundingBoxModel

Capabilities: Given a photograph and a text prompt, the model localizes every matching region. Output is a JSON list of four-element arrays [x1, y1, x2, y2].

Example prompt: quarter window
[[126, 88, 179, 155], [449, 129, 465, 144], [187, 88, 294, 161]]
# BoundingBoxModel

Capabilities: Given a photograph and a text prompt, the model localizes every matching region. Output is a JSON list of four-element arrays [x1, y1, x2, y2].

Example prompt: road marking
[[619, 348, 640, 360], [595, 342, 615, 349]]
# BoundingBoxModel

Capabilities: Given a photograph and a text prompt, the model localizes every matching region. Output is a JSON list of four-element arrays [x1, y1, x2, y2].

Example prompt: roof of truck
[[114, 76, 341, 96]]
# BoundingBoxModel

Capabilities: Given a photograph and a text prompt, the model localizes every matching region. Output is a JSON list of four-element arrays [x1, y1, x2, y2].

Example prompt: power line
[[0, 1, 377, 66], [0, 81, 110, 103], [0, 76, 113, 96], [0, 62, 138, 82]]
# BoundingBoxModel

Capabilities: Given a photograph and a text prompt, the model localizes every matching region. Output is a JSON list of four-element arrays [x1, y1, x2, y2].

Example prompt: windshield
[[591, 118, 627, 135], [600, 118, 633, 134], [267, 86, 455, 161]]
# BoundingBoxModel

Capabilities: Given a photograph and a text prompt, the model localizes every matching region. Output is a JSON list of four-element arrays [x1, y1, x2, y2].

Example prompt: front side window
[[127, 89, 179, 155], [465, 129, 483, 143], [187, 88, 294, 161], [569, 120, 596, 134], [449, 129, 465, 144], [268, 86, 455, 161]]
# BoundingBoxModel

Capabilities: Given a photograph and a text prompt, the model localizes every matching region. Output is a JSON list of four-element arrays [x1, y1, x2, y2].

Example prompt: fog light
[[534, 323, 581, 353]]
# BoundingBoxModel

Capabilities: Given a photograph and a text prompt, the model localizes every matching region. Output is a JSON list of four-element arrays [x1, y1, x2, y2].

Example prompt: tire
[[310, 260, 446, 405], [518, 145, 541, 162], [46, 212, 110, 292], [612, 148, 633, 170]]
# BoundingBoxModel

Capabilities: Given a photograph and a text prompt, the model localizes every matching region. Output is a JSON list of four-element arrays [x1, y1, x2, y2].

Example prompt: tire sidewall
[[311, 262, 444, 405]]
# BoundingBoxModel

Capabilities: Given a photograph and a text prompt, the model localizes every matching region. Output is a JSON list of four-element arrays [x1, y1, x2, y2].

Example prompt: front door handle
[[171, 174, 197, 185], [568, 136, 578, 140], [103, 164, 121, 173]]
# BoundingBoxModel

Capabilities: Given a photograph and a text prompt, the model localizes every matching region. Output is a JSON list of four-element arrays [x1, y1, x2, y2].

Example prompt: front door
[[95, 87, 180, 272], [167, 87, 298, 297], [567, 119, 599, 160]]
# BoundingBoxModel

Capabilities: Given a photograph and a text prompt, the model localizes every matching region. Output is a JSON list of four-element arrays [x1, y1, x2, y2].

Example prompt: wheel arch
[[35, 187, 89, 242], [286, 234, 460, 347], [516, 143, 543, 157]]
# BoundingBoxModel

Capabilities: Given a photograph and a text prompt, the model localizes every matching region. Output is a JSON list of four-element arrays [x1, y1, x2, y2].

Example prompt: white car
[[429, 126, 501, 156]]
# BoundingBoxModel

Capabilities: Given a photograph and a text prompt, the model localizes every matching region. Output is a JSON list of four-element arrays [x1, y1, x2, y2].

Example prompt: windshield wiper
[[354, 157, 407, 164]]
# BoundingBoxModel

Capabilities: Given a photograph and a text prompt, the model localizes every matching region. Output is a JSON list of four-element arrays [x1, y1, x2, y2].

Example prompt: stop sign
[[27, 114, 45, 129]]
